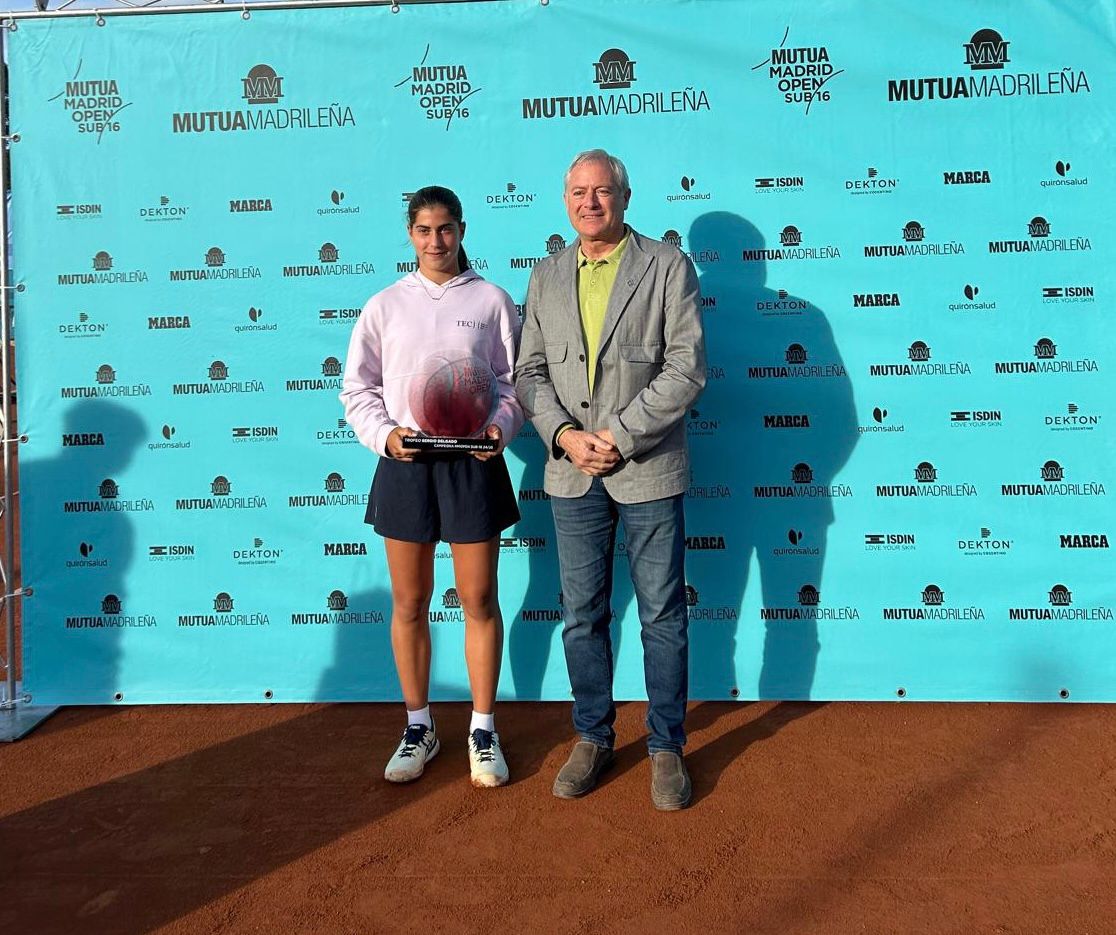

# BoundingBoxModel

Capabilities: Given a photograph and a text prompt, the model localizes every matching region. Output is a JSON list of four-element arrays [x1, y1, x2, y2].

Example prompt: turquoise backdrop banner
[[7, 0, 1116, 704]]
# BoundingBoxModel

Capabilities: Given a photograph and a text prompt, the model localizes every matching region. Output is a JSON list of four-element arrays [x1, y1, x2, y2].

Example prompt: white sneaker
[[468, 728, 509, 788], [384, 723, 439, 783]]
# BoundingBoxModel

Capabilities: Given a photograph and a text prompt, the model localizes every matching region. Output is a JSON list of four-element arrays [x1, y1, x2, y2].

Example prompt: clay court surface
[[2, 699, 1114, 934]]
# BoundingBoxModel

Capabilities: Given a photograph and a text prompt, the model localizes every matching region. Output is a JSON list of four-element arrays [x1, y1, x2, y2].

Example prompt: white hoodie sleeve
[[340, 298, 396, 457], [488, 290, 525, 446]]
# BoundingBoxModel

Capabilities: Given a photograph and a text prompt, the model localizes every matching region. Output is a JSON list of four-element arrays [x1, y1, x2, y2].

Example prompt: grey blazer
[[514, 228, 706, 503]]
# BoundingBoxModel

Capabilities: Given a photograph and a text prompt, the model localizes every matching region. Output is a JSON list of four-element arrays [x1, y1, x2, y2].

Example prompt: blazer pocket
[[619, 343, 665, 363], [545, 341, 568, 364]]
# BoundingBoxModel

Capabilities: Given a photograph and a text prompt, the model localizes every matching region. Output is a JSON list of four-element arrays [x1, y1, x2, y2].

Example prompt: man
[[515, 149, 706, 810]]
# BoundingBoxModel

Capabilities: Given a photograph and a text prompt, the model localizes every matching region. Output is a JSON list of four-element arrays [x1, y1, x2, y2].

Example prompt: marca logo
[[853, 293, 899, 308], [763, 414, 810, 428], [324, 542, 368, 556], [230, 199, 273, 213], [943, 170, 991, 185], [685, 536, 726, 550], [242, 65, 284, 104], [1059, 534, 1109, 549], [62, 432, 104, 447], [148, 315, 191, 330]]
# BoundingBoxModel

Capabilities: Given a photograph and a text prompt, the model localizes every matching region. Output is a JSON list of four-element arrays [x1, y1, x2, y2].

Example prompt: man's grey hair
[[564, 149, 630, 193]]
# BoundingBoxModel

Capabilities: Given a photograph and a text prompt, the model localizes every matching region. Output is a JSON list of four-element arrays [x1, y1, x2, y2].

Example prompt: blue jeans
[[550, 477, 688, 754]]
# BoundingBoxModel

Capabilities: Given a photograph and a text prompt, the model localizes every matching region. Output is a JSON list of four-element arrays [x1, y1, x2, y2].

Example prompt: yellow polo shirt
[[577, 232, 629, 394]]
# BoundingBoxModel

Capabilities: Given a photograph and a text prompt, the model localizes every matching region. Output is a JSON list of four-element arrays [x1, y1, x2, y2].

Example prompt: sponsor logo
[[290, 590, 384, 625], [139, 194, 188, 222], [888, 29, 1090, 103], [487, 181, 536, 210], [958, 526, 1012, 556], [324, 542, 369, 557], [174, 475, 268, 511], [56, 202, 103, 220], [742, 225, 840, 263], [232, 425, 280, 443], [684, 582, 739, 621], [523, 47, 710, 120], [149, 543, 196, 561], [988, 216, 1091, 254], [859, 405, 906, 435], [51, 74, 131, 142], [882, 584, 985, 620], [173, 360, 265, 395], [943, 169, 991, 185], [752, 27, 844, 113], [864, 221, 965, 258], [1041, 285, 1095, 304], [233, 537, 282, 566], [66, 541, 109, 570], [62, 478, 155, 513], [753, 462, 853, 499], [845, 166, 897, 195], [61, 432, 104, 448], [756, 287, 806, 316], [993, 338, 1099, 375], [286, 357, 343, 392], [949, 283, 996, 312], [868, 342, 971, 378], [667, 175, 711, 203], [65, 594, 158, 630], [173, 64, 355, 134], [1046, 402, 1100, 432], [864, 532, 916, 552], [58, 311, 107, 339], [754, 175, 805, 194], [876, 462, 979, 498], [1041, 159, 1088, 189], [762, 413, 810, 429], [748, 344, 847, 379], [169, 246, 261, 282], [176, 592, 271, 628], [60, 364, 151, 399], [660, 230, 719, 264], [429, 587, 465, 623], [316, 417, 358, 447], [1059, 533, 1109, 549], [396, 44, 480, 128], [148, 424, 191, 452], [1000, 460, 1105, 498], [773, 528, 820, 557], [148, 314, 191, 330], [229, 198, 273, 213], [760, 583, 860, 620], [509, 234, 567, 269], [288, 472, 370, 508], [499, 536, 547, 553], [853, 292, 900, 308], [282, 242, 375, 278], [58, 251, 148, 287], [950, 409, 1003, 428], [318, 189, 360, 216], [1009, 584, 1113, 621]]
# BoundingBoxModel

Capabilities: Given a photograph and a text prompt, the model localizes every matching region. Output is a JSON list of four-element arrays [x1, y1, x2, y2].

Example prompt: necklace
[[415, 270, 458, 301]]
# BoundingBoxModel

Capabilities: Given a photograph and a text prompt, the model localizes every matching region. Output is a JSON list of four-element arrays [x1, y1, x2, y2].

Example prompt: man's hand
[[386, 426, 423, 462], [472, 424, 503, 462], [559, 428, 621, 476]]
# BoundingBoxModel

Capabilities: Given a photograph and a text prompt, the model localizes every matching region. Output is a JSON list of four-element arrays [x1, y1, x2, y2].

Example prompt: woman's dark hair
[[407, 185, 469, 271]]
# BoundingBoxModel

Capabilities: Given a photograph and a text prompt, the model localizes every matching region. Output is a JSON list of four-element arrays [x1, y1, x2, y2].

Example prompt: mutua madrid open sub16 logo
[[522, 48, 709, 120], [395, 44, 480, 129], [752, 28, 843, 114], [888, 29, 1090, 102], [49, 66, 131, 142], [172, 65, 355, 134]]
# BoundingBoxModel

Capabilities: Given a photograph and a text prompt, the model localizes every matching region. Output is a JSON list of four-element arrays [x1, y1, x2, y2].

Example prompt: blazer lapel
[[555, 242, 585, 351], [596, 231, 653, 356]]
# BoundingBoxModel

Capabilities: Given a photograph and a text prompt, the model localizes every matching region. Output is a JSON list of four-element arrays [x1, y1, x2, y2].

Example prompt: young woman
[[341, 186, 523, 787]]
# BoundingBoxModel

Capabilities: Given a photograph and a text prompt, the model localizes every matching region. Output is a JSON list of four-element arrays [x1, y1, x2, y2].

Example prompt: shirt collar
[[577, 228, 630, 268]]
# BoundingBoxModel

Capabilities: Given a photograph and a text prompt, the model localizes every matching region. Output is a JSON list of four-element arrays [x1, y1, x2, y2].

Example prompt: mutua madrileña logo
[[1009, 583, 1113, 621], [1001, 459, 1105, 498], [395, 44, 480, 129], [283, 241, 374, 278], [60, 363, 151, 399], [741, 224, 840, 263], [748, 343, 847, 380], [291, 590, 383, 626], [509, 234, 567, 270], [882, 584, 985, 620], [288, 472, 369, 508], [876, 461, 978, 498], [753, 461, 853, 500], [993, 336, 1098, 375], [172, 64, 355, 133], [58, 250, 148, 287], [752, 27, 843, 114], [63, 477, 155, 514], [522, 47, 710, 120], [661, 229, 719, 264], [888, 29, 1090, 102], [169, 246, 260, 282], [66, 594, 157, 630], [759, 583, 859, 620], [179, 592, 270, 628], [864, 220, 964, 258], [869, 340, 971, 378], [287, 356, 343, 392], [175, 475, 268, 511], [430, 588, 465, 624], [988, 215, 1091, 254], [683, 582, 738, 622], [173, 360, 265, 396]]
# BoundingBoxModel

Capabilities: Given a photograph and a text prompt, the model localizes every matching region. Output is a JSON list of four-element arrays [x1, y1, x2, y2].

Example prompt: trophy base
[[401, 435, 498, 453]]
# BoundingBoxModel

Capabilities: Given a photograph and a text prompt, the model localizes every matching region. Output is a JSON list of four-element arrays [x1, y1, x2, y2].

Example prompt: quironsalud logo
[[395, 44, 481, 129]]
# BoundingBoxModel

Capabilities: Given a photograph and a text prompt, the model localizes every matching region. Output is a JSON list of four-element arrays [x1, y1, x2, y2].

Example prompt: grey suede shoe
[[650, 751, 692, 810], [552, 741, 615, 799]]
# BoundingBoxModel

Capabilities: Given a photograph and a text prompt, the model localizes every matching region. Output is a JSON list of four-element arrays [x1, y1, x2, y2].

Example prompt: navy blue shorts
[[366, 453, 520, 544]]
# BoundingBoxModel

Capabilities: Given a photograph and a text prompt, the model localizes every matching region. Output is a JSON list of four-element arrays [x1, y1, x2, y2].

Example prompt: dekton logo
[[742, 225, 840, 263], [1046, 402, 1100, 433], [993, 337, 1098, 376], [1000, 459, 1105, 498], [1042, 159, 1088, 189], [859, 405, 906, 436], [882, 583, 985, 620], [853, 292, 900, 308], [1009, 583, 1113, 621], [233, 537, 282, 566], [1042, 285, 1094, 304], [687, 408, 720, 437], [752, 27, 844, 113], [395, 44, 480, 129], [756, 288, 806, 316], [523, 47, 709, 120], [149, 544, 196, 561], [846, 166, 897, 195], [487, 181, 536, 210], [174, 65, 355, 134], [1059, 533, 1109, 549], [63, 478, 155, 514], [875, 462, 978, 498], [283, 242, 374, 278], [888, 28, 1089, 103], [51, 73, 131, 141], [755, 175, 805, 194], [864, 532, 916, 552], [943, 169, 991, 185], [958, 526, 1012, 557], [140, 194, 187, 222], [57, 202, 103, 220], [58, 311, 107, 339], [57, 250, 148, 287], [317, 418, 357, 447], [989, 216, 1090, 254]]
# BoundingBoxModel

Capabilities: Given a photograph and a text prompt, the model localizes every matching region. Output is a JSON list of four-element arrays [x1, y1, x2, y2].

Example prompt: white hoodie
[[340, 269, 524, 457]]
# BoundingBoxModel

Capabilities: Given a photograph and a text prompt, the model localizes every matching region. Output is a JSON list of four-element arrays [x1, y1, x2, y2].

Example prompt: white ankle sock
[[470, 710, 495, 733], [407, 705, 432, 729]]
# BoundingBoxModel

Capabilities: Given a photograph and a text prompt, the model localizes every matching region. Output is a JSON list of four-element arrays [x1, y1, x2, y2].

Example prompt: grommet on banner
[[3, 19, 17, 31], [729, 687, 740, 698], [896, 687, 907, 698], [391, 2, 400, 12], [263, 689, 274, 699], [94, 12, 105, 26], [113, 692, 124, 702], [2, 134, 21, 145], [1059, 688, 1070, 699], [540, 0, 549, 6], [241, 3, 250, 20]]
